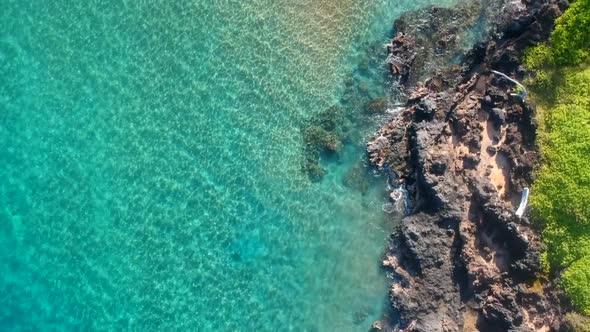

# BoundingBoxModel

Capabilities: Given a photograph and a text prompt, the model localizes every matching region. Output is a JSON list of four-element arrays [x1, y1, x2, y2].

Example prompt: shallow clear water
[[1, 1, 455, 331]]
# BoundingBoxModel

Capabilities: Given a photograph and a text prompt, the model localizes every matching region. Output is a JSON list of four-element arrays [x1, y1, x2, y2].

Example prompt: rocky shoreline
[[367, 1, 570, 331]]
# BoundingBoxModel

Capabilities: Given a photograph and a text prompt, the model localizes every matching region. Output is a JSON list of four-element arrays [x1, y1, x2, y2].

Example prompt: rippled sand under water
[[1, 1, 458, 330]]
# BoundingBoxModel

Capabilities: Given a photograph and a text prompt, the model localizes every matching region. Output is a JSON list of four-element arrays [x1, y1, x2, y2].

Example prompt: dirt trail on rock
[[478, 109, 509, 198]]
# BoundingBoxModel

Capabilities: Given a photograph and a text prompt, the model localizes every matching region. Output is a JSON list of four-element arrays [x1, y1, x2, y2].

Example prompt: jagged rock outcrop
[[369, 1, 568, 331], [386, 4, 480, 89]]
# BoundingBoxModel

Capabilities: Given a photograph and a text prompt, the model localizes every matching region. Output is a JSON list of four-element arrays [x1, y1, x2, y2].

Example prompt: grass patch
[[529, 62, 590, 316], [524, 0, 590, 317], [530, 64, 590, 267]]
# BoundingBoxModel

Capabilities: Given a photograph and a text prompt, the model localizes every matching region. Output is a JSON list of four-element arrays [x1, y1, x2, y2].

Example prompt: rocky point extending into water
[[367, 0, 573, 331]]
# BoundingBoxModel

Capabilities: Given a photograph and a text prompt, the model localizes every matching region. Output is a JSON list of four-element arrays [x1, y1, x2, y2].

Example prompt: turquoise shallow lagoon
[[1, 1, 455, 330]]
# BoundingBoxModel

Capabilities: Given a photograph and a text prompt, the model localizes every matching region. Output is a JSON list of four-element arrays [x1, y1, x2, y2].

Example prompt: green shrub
[[562, 312, 590, 332], [550, 0, 590, 66], [563, 256, 590, 316], [531, 66, 590, 271], [524, 43, 553, 70], [527, 69, 556, 94], [525, 1, 590, 312], [526, 0, 590, 67], [524, 0, 590, 93]]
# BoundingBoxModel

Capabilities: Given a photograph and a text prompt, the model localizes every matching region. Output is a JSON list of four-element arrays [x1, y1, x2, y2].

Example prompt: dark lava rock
[[487, 145, 498, 155], [482, 95, 493, 109], [431, 160, 447, 176], [414, 97, 437, 122], [390, 214, 464, 331], [367, 0, 568, 330], [463, 154, 480, 169], [388, 4, 480, 89], [490, 107, 506, 127]]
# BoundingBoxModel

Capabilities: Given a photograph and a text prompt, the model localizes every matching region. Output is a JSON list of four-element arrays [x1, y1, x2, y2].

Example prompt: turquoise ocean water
[[1, 1, 457, 331]]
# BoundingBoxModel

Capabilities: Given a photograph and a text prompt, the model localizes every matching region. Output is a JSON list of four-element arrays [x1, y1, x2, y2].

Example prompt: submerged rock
[[301, 106, 345, 181], [343, 163, 371, 194]]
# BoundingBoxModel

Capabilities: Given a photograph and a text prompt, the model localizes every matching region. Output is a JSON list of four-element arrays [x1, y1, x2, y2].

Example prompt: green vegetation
[[529, 66, 590, 315], [562, 312, 590, 332], [523, 0, 590, 99], [525, 0, 590, 68], [550, 0, 590, 66], [563, 256, 590, 316], [524, 0, 590, 317]]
